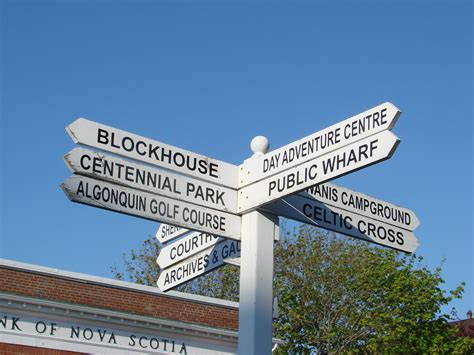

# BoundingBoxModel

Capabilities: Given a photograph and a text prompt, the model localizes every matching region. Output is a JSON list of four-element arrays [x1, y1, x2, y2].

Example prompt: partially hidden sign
[[301, 182, 420, 231], [156, 224, 191, 244]]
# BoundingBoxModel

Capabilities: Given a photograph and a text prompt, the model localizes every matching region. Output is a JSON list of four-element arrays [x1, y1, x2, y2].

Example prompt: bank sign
[[0, 311, 236, 354]]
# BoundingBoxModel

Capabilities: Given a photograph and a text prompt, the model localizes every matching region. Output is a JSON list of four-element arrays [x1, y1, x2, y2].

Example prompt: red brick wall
[[0, 343, 84, 354], [0, 267, 238, 330]]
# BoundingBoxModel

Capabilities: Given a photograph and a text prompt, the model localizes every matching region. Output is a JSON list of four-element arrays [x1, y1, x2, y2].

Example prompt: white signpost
[[60, 103, 421, 355], [238, 130, 400, 212], [61, 175, 241, 240], [156, 239, 241, 291], [64, 147, 239, 214]]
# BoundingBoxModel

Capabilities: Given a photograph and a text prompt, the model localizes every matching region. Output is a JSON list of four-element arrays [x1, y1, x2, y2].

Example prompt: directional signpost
[[60, 102, 421, 355]]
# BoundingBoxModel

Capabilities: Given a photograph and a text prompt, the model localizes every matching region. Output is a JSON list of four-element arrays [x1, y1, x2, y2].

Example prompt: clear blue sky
[[1, 1, 472, 317]]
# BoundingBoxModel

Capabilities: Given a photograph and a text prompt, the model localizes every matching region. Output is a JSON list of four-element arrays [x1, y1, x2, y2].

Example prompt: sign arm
[[277, 197, 319, 226]]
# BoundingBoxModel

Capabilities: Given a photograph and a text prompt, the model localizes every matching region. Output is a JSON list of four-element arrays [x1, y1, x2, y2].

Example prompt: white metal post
[[238, 210, 278, 354]]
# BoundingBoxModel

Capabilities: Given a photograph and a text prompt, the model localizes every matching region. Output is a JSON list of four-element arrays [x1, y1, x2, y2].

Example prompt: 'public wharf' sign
[[238, 130, 400, 212]]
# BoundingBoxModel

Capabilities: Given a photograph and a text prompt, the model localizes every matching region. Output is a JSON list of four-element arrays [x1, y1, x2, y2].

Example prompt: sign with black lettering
[[66, 118, 239, 188], [0, 311, 236, 354], [238, 131, 400, 213], [61, 175, 241, 240], [157, 239, 241, 291], [301, 182, 420, 231], [263, 194, 419, 253], [239, 102, 400, 188], [156, 231, 223, 269], [156, 223, 191, 244], [64, 147, 239, 214]]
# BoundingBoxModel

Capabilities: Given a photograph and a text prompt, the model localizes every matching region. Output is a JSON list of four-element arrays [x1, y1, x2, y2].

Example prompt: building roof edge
[[0, 258, 239, 309]]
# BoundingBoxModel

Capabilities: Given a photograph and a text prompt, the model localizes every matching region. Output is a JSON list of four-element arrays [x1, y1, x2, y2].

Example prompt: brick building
[[0, 259, 242, 354], [452, 310, 474, 339]]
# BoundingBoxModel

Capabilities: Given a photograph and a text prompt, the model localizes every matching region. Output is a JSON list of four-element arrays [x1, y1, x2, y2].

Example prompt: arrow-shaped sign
[[156, 221, 280, 268], [157, 239, 241, 292], [157, 231, 223, 269], [66, 118, 239, 189], [239, 102, 400, 187], [64, 147, 239, 214], [61, 175, 241, 240], [263, 194, 419, 253], [301, 182, 420, 231], [238, 130, 400, 213], [156, 223, 191, 244]]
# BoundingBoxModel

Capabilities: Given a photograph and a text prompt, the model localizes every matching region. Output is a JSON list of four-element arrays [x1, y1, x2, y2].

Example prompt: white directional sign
[[61, 175, 242, 240], [239, 102, 400, 187], [238, 130, 400, 213], [156, 221, 279, 269], [156, 223, 191, 244], [263, 194, 419, 253], [157, 231, 223, 269], [302, 182, 420, 231], [64, 147, 239, 213], [157, 239, 241, 291], [66, 118, 239, 188]]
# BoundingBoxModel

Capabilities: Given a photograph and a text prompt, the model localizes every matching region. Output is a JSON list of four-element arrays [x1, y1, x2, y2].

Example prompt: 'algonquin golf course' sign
[[61, 102, 420, 354]]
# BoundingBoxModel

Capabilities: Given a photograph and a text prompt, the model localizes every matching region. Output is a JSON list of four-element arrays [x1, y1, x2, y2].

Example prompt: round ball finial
[[250, 136, 270, 156]]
